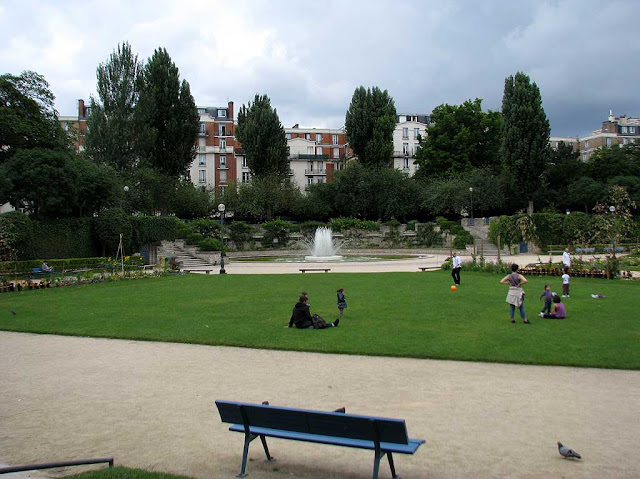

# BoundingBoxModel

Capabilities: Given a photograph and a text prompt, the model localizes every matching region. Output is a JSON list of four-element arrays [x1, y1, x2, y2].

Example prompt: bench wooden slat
[[228, 424, 424, 454]]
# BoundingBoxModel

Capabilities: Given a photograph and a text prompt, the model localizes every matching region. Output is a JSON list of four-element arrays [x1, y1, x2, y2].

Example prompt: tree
[[345, 86, 396, 169], [414, 99, 502, 179], [84, 42, 143, 171], [235, 94, 289, 179], [500, 72, 551, 212], [544, 141, 583, 210], [236, 176, 301, 222], [0, 71, 69, 162], [134, 48, 199, 178]]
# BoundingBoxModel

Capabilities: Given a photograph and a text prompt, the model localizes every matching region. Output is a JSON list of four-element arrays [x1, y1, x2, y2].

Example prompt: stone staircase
[[159, 240, 218, 273], [462, 218, 509, 257]]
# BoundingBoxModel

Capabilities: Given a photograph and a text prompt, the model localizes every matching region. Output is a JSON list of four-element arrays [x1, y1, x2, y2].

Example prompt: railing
[[0, 458, 114, 474], [305, 169, 326, 175], [289, 154, 329, 160]]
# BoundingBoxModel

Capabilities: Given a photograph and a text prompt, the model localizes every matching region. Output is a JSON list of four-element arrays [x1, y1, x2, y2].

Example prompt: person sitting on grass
[[288, 294, 339, 329], [540, 295, 566, 319]]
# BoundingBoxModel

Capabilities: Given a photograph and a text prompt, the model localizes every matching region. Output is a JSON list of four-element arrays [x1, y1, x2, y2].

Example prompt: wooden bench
[[215, 400, 425, 479], [418, 267, 438, 272], [299, 268, 331, 273]]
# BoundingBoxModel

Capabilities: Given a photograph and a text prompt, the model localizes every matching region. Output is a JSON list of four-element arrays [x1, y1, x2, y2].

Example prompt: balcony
[[305, 169, 326, 175], [217, 164, 229, 170], [198, 131, 209, 137], [289, 154, 329, 160], [212, 146, 234, 154]]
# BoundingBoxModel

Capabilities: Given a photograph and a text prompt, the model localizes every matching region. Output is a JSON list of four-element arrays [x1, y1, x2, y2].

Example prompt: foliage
[[453, 229, 474, 249], [406, 220, 417, 231], [345, 86, 396, 169], [329, 217, 380, 232], [261, 218, 291, 248], [198, 237, 223, 251], [236, 176, 301, 222], [84, 42, 142, 171], [93, 208, 131, 256], [299, 221, 330, 238], [235, 94, 289, 179], [134, 48, 199, 178], [65, 466, 195, 479], [544, 141, 583, 210], [500, 72, 551, 211], [416, 222, 443, 246], [228, 221, 253, 249], [129, 216, 179, 249], [0, 70, 69, 162], [2, 272, 639, 369], [0, 257, 108, 274], [189, 219, 220, 238], [414, 99, 502, 179]]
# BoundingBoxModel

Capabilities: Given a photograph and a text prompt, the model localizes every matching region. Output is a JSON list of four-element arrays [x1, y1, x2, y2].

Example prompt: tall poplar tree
[[235, 94, 289, 179], [134, 48, 199, 179], [500, 72, 550, 212], [84, 42, 143, 171], [345, 86, 396, 169]]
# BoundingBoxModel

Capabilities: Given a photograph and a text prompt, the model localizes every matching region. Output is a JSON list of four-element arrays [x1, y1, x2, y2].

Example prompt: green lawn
[[67, 466, 192, 479], [1, 271, 638, 369]]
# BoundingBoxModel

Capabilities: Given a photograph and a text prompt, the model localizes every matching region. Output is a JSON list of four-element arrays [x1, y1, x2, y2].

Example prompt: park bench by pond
[[215, 400, 425, 478], [299, 268, 331, 273]]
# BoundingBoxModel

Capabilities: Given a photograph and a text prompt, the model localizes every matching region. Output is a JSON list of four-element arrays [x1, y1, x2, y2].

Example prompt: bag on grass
[[311, 314, 328, 329]]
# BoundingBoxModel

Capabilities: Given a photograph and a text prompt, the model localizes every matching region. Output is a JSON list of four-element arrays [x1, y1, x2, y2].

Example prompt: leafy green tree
[[585, 144, 640, 184], [134, 48, 199, 178], [567, 176, 604, 213], [93, 207, 131, 256], [84, 42, 143, 171], [235, 94, 289, 179], [500, 72, 551, 212], [66, 156, 120, 216], [345, 86, 396, 169], [544, 141, 583, 210], [0, 71, 69, 162], [3, 149, 79, 218], [414, 99, 502, 179]]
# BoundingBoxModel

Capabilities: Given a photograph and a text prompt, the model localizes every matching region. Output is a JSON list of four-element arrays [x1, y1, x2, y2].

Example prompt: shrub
[[261, 218, 291, 248], [198, 237, 223, 251], [190, 219, 220, 238], [330, 217, 380, 232], [228, 221, 252, 250], [406, 220, 417, 231], [185, 233, 204, 245], [299, 221, 330, 237], [416, 222, 443, 246], [453, 230, 474, 249]]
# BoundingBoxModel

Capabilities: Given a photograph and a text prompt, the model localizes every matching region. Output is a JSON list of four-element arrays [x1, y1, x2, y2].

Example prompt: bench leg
[[259, 435, 275, 462], [387, 451, 398, 478], [372, 451, 382, 479], [238, 434, 254, 478]]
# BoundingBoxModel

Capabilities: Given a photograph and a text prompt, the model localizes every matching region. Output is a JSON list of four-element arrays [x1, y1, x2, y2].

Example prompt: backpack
[[311, 314, 328, 329]]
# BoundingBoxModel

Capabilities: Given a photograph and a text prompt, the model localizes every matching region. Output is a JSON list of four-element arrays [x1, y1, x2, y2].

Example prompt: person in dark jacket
[[288, 295, 339, 329]]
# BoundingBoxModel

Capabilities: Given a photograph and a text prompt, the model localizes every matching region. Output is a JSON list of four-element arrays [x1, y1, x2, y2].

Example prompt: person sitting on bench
[[41, 261, 54, 273], [288, 294, 339, 329]]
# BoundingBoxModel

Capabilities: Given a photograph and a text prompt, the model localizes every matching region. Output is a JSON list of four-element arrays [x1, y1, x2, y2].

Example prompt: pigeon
[[558, 442, 581, 459]]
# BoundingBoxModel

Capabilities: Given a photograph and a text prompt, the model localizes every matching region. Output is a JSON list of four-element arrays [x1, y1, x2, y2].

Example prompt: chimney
[[608, 109, 615, 122], [228, 101, 234, 120], [78, 99, 85, 118]]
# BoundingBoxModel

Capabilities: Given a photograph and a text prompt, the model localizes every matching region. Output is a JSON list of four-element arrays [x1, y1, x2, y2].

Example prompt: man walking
[[451, 252, 461, 286], [562, 248, 571, 269]]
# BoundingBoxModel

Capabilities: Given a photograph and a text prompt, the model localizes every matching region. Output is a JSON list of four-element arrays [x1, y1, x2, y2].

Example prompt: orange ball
[[451, 285, 457, 291]]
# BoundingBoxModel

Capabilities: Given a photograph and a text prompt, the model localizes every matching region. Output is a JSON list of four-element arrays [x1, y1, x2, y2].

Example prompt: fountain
[[304, 227, 343, 261]]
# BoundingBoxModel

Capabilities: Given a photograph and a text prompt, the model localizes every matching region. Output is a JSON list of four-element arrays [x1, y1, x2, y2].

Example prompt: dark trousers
[[452, 267, 461, 285], [541, 299, 552, 314]]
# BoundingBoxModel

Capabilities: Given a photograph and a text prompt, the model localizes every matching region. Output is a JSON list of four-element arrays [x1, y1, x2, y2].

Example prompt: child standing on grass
[[337, 288, 347, 321], [540, 295, 566, 319], [562, 268, 571, 298], [540, 284, 552, 315]]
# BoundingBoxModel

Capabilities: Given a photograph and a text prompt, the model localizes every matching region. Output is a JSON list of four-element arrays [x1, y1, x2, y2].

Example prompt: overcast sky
[[2, 0, 639, 137]]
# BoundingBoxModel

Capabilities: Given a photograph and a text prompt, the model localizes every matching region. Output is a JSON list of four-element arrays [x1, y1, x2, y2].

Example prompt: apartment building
[[59, 99, 89, 152], [284, 125, 350, 190], [190, 102, 237, 194], [550, 110, 640, 161], [392, 113, 430, 175]]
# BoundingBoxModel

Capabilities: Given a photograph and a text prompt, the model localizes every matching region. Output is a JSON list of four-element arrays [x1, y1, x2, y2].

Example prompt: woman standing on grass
[[500, 264, 530, 324], [336, 288, 347, 321]]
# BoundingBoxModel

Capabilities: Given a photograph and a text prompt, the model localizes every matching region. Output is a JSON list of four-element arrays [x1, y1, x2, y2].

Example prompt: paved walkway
[[1, 332, 639, 479]]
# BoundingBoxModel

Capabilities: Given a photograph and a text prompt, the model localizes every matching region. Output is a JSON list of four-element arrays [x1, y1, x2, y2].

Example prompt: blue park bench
[[215, 400, 425, 478]]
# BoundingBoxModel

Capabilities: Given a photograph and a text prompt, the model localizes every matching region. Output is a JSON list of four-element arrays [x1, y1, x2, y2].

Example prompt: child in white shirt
[[561, 268, 570, 298]]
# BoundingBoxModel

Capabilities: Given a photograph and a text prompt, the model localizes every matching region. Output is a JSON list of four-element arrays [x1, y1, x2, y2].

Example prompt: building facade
[[392, 113, 430, 175]]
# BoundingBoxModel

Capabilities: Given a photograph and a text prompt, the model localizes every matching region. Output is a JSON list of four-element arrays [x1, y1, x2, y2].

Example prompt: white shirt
[[562, 273, 570, 284], [452, 255, 461, 269], [562, 251, 571, 267]]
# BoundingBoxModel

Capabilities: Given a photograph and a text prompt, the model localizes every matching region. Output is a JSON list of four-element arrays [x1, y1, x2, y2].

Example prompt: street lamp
[[124, 185, 130, 215], [469, 187, 474, 225], [218, 203, 226, 274]]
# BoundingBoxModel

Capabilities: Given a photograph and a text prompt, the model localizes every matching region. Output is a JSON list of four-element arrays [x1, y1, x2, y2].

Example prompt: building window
[[199, 138, 206, 152], [333, 147, 339, 158], [197, 108, 206, 114], [403, 143, 409, 155], [308, 161, 314, 172], [623, 138, 629, 145], [621, 126, 628, 134], [307, 146, 314, 155], [629, 126, 635, 134], [199, 122, 206, 133], [198, 170, 206, 183], [582, 153, 588, 162], [242, 157, 248, 168], [307, 177, 313, 185], [402, 127, 409, 139], [63, 122, 70, 131], [220, 170, 227, 182], [332, 134, 338, 144], [414, 128, 420, 139], [414, 143, 419, 154], [403, 158, 409, 169], [242, 172, 250, 183], [199, 154, 206, 165], [606, 138, 612, 147], [316, 146, 322, 156], [218, 109, 226, 118], [584, 140, 589, 150], [286, 133, 291, 140], [220, 155, 226, 166], [219, 125, 226, 136], [315, 133, 322, 143], [305, 133, 311, 140], [219, 186, 226, 196], [220, 138, 226, 149]]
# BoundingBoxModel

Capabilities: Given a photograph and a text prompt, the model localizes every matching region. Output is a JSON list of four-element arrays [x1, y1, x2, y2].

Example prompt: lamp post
[[123, 185, 130, 215], [218, 203, 226, 274], [609, 205, 617, 263], [469, 187, 474, 225]]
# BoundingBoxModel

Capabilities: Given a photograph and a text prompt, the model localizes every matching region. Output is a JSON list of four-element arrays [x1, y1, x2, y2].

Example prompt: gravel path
[[1, 332, 639, 478]]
